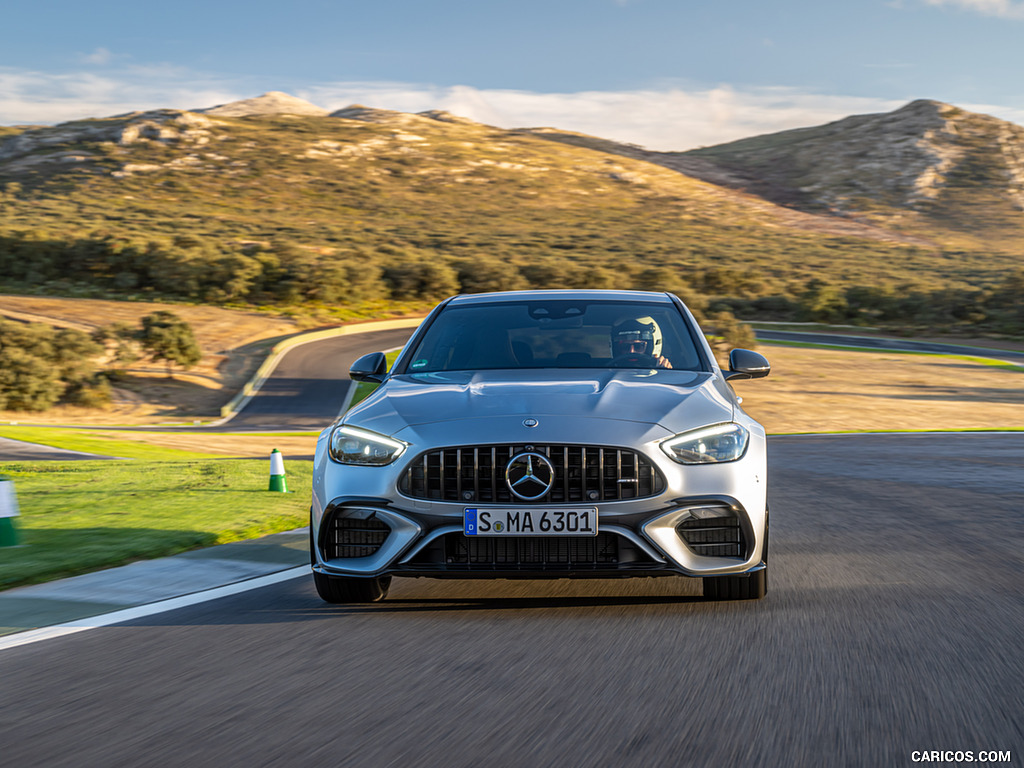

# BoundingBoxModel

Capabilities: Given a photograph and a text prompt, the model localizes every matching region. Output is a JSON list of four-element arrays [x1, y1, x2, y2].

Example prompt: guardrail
[[217, 317, 423, 422]]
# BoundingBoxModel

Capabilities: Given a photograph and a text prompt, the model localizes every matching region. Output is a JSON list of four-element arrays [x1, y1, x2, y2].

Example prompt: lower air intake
[[676, 514, 747, 558], [446, 533, 620, 567], [323, 515, 391, 559]]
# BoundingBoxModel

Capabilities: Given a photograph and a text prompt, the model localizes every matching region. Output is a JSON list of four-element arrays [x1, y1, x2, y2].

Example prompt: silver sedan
[[310, 290, 771, 602]]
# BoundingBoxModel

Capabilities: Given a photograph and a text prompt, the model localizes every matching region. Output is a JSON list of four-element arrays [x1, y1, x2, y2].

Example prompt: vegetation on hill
[[0, 311, 201, 411], [0, 100, 1021, 339], [0, 317, 108, 410]]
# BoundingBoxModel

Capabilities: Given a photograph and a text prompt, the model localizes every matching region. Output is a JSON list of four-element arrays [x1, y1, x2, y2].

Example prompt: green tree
[[0, 319, 101, 411], [0, 346, 64, 411], [382, 259, 459, 301], [93, 321, 143, 375], [139, 311, 202, 377], [704, 311, 757, 355], [455, 256, 527, 294], [798, 280, 849, 323]]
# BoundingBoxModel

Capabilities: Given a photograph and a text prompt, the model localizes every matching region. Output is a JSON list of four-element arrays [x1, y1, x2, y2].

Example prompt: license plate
[[464, 507, 598, 536]]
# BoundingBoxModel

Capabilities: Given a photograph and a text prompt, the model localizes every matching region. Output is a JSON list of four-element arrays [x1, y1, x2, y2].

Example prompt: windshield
[[403, 299, 707, 373]]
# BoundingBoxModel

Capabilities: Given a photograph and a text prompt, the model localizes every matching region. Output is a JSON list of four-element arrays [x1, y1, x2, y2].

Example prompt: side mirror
[[725, 349, 770, 380], [349, 352, 388, 383]]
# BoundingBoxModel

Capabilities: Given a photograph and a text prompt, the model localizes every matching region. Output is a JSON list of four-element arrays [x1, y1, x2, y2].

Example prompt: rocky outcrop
[[200, 91, 328, 117], [418, 110, 480, 125], [330, 104, 443, 128], [680, 99, 1024, 212], [0, 111, 222, 174]]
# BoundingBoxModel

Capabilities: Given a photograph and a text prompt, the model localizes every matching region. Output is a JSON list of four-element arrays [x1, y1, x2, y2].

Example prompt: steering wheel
[[609, 353, 659, 368]]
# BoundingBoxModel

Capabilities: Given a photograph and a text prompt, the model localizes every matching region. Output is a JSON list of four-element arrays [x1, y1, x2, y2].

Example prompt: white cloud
[[301, 81, 906, 150], [2, 67, 1023, 151], [0, 66, 248, 126], [82, 48, 114, 66], [923, 0, 1024, 18]]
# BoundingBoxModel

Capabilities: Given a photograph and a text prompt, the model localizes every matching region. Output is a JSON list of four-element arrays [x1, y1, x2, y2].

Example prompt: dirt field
[[92, 430, 322, 460], [732, 345, 1024, 433]]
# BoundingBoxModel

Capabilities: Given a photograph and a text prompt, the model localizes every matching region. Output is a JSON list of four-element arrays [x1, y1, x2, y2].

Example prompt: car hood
[[345, 369, 734, 437]]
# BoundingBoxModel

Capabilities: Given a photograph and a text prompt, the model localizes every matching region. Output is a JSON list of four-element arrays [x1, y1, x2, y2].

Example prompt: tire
[[702, 510, 768, 601], [702, 569, 766, 600], [313, 572, 392, 604]]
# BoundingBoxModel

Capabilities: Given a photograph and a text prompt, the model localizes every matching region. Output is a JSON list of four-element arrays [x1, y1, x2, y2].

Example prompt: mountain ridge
[[0, 94, 1020, 326]]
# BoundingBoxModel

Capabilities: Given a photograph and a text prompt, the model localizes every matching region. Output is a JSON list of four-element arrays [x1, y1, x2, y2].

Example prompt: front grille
[[399, 444, 665, 503], [676, 514, 746, 558], [323, 514, 391, 559]]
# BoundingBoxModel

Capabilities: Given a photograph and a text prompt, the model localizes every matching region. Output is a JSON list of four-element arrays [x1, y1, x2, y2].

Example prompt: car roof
[[447, 289, 675, 306]]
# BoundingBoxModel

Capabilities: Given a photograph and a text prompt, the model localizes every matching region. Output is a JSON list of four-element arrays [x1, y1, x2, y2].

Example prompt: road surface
[[2, 433, 1020, 767]]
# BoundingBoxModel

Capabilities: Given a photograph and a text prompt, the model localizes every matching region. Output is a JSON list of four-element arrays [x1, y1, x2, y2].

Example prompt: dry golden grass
[[732, 346, 1024, 433], [91, 430, 320, 459]]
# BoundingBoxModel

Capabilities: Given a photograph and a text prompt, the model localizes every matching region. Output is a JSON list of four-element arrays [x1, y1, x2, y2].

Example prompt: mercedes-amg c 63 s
[[310, 290, 771, 602]]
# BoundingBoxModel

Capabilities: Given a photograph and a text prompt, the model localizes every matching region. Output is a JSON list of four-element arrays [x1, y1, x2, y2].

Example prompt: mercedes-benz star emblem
[[505, 451, 555, 501]]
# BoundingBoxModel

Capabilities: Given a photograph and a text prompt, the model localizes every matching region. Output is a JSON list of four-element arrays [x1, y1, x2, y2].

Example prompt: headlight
[[660, 423, 749, 464], [329, 426, 408, 466]]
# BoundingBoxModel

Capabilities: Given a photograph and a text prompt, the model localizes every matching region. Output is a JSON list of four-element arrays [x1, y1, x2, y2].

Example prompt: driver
[[611, 317, 673, 368]]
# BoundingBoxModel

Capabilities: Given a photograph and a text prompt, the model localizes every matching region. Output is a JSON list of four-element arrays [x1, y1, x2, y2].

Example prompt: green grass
[[0, 458, 312, 590], [0, 426, 223, 460]]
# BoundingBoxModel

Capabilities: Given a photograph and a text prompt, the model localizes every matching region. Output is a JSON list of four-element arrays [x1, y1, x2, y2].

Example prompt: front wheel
[[313, 572, 392, 604]]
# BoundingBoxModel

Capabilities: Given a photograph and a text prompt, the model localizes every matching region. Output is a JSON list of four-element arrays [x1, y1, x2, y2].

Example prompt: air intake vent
[[447, 533, 621, 567], [323, 515, 391, 559], [399, 444, 665, 503], [676, 514, 746, 558]]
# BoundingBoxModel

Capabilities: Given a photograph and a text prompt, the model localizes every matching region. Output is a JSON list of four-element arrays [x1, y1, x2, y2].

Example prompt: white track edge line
[[0, 566, 308, 652]]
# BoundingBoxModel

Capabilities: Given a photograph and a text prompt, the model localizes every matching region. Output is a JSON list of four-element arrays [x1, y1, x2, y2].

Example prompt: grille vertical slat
[[490, 447, 497, 503], [475, 448, 483, 501], [562, 446, 569, 502], [456, 450, 462, 500], [400, 444, 665, 502]]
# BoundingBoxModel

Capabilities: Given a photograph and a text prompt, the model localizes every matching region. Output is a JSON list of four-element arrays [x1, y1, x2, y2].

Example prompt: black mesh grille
[[446, 533, 620, 567], [676, 514, 746, 558], [399, 444, 665, 503], [324, 515, 391, 559]]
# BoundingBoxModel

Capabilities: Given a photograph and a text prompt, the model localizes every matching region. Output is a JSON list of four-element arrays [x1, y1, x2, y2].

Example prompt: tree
[[0, 346, 64, 411], [139, 311, 201, 377], [0, 319, 106, 411], [93, 321, 143, 376]]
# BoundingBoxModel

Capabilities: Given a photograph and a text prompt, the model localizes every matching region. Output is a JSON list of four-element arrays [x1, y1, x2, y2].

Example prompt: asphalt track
[[220, 327, 416, 430], [1, 433, 1021, 767]]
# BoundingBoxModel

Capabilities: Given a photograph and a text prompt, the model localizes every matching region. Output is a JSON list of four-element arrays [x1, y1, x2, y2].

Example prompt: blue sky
[[2, 0, 1022, 150]]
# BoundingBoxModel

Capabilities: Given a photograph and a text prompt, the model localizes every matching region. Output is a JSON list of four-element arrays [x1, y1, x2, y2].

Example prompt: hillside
[[674, 99, 1024, 252], [0, 94, 1020, 336]]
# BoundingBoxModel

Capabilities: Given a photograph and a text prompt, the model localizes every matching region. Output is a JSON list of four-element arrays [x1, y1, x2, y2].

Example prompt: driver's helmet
[[611, 316, 663, 358]]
